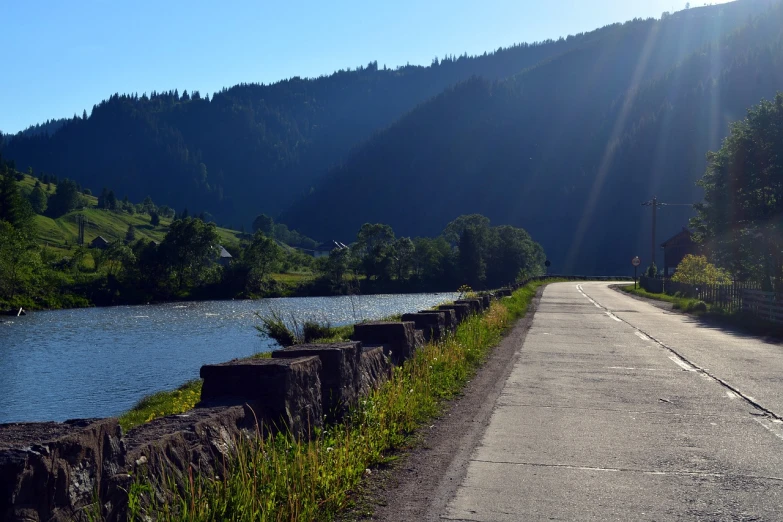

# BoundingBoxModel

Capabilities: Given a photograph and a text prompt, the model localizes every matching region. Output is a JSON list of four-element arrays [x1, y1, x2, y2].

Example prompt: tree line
[[1, 154, 546, 309], [691, 93, 783, 292], [312, 214, 546, 293]]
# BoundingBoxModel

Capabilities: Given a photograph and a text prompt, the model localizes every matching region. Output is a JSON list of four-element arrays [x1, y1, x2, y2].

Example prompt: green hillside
[[17, 174, 242, 256]]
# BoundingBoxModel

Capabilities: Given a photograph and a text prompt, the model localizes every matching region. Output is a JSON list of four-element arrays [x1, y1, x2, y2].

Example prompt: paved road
[[442, 282, 783, 521]]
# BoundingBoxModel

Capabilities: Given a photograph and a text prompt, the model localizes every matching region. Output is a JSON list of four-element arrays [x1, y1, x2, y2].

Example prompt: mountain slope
[[0, 31, 607, 227], [1, 1, 770, 231], [280, 0, 783, 274]]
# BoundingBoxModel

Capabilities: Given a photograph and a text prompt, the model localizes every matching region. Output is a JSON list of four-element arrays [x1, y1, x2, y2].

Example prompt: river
[[0, 292, 456, 424]]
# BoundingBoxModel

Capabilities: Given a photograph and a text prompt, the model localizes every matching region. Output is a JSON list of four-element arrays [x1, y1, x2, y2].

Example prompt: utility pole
[[641, 197, 692, 275], [641, 196, 661, 270], [76, 214, 87, 246]]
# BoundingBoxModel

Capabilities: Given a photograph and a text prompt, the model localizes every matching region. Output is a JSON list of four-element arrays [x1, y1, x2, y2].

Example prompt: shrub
[[302, 320, 336, 342], [671, 255, 730, 285], [255, 310, 296, 347], [686, 300, 708, 313]]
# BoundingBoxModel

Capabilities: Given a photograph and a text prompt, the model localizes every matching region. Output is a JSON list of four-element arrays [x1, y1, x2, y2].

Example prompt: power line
[[641, 197, 694, 271]]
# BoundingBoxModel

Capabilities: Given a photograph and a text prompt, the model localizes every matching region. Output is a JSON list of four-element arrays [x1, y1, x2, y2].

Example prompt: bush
[[686, 300, 708, 313], [671, 255, 730, 285], [254, 311, 296, 347], [254, 311, 347, 347], [302, 320, 335, 342]]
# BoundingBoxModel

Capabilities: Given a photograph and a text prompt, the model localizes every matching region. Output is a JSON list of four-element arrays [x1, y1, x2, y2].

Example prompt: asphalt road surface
[[442, 282, 783, 521]]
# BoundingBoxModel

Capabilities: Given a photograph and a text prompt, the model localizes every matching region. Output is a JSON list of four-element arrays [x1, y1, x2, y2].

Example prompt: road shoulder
[[339, 286, 544, 522]]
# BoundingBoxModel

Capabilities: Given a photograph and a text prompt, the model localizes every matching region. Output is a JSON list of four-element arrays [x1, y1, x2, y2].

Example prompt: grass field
[[18, 174, 243, 255]]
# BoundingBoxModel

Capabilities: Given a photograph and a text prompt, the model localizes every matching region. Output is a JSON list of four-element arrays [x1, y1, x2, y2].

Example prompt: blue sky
[[1, 0, 730, 134]]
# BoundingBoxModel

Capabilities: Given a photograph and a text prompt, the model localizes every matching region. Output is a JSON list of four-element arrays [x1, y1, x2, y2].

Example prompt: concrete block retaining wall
[[0, 290, 510, 521]]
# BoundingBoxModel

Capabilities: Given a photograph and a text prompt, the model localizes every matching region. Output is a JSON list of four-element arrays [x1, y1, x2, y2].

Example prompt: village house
[[660, 228, 699, 277]]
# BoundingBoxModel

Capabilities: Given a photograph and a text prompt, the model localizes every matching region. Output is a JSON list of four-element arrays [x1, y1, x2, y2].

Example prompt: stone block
[[401, 312, 446, 342], [200, 356, 323, 438], [272, 342, 361, 421], [0, 418, 123, 522], [438, 303, 472, 323], [420, 309, 457, 333], [413, 329, 425, 349], [496, 288, 513, 297], [480, 294, 491, 310], [456, 298, 483, 314], [105, 406, 253, 522], [358, 346, 392, 397], [352, 321, 416, 365]]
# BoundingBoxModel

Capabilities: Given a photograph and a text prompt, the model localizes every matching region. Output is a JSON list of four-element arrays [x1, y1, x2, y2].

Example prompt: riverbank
[[0, 272, 468, 313], [123, 281, 549, 521]]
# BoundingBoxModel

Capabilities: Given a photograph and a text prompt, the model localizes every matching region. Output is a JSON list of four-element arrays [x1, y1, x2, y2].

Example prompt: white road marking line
[[607, 367, 677, 371], [726, 391, 738, 399], [754, 417, 783, 441], [576, 284, 602, 306], [668, 355, 697, 372], [635, 331, 651, 341], [576, 282, 783, 424]]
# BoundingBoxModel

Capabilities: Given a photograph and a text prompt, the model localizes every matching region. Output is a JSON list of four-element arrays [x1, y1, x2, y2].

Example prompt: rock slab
[[273, 342, 362, 421], [402, 312, 446, 342], [439, 303, 472, 323], [0, 418, 122, 522], [358, 346, 392, 397], [200, 356, 323, 438], [352, 321, 416, 365]]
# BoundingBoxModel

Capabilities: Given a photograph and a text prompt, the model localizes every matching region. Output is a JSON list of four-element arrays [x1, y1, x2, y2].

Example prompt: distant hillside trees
[[160, 217, 220, 292], [46, 178, 82, 217], [3, 0, 769, 233], [0, 166, 32, 228], [692, 93, 783, 290], [28, 182, 48, 214], [281, 0, 783, 275], [0, 163, 40, 307], [320, 214, 545, 291]]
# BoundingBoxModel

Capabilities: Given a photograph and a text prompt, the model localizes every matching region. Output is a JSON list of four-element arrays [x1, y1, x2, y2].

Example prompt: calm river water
[[0, 293, 456, 423]]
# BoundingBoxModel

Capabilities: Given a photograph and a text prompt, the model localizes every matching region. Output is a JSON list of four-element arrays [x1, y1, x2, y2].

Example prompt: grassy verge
[[118, 380, 203, 432], [128, 280, 547, 521], [618, 284, 709, 313], [618, 284, 783, 337]]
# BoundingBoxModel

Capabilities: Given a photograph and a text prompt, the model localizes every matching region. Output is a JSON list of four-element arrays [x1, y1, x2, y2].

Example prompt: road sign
[[632, 256, 641, 289]]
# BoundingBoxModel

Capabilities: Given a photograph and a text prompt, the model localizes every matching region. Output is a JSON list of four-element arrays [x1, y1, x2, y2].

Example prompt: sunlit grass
[[619, 284, 708, 312], [18, 174, 243, 257], [127, 281, 548, 521], [119, 380, 203, 433], [271, 272, 314, 284]]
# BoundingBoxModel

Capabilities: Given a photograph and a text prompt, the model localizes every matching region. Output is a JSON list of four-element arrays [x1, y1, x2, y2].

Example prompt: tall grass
[[128, 281, 546, 521]]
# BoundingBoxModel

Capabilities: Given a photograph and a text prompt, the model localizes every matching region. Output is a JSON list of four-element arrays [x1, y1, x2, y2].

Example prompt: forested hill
[[0, 28, 604, 228], [280, 0, 783, 275], [1, 1, 771, 233]]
